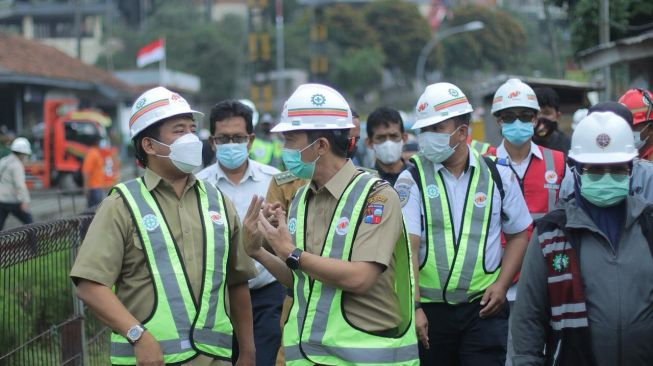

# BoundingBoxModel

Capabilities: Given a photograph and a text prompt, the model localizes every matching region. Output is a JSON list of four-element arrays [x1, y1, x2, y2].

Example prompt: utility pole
[[74, 0, 82, 60], [599, 0, 611, 99], [275, 0, 285, 111]]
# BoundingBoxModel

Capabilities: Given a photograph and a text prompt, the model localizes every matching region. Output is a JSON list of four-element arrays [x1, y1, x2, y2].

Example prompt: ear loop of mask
[[148, 138, 172, 159]]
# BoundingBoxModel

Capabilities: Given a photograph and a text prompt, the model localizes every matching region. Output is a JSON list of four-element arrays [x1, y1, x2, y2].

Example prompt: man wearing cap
[[619, 88, 653, 161], [196, 100, 283, 366], [511, 111, 653, 366], [396, 82, 531, 365], [0, 137, 33, 229], [71, 87, 257, 366], [242, 83, 419, 365]]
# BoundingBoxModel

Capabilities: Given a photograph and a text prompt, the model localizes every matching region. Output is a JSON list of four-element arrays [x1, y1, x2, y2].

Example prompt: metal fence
[[0, 212, 109, 366]]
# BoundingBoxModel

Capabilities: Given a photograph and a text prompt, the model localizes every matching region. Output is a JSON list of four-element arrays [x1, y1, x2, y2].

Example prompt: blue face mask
[[281, 140, 319, 179], [580, 173, 630, 207], [502, 120, 534, 146], [216, 143, 248, 170]]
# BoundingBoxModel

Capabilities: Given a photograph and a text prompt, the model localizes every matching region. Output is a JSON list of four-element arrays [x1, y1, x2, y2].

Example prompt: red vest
[[518, 146, 566, 220]]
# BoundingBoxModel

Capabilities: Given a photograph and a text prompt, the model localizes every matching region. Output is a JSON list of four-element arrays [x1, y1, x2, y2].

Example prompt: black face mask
[[535, 117, 558, 138]]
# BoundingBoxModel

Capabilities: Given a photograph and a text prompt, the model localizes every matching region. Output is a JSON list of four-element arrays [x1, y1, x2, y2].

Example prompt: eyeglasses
[[213, 134, 250, 144], [372, 133, 403, 144], [581, 165, 631, 176], [498, 111, 536, 124]]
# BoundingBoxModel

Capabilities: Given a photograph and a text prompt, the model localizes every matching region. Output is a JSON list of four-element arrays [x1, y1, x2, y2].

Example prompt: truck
[[25, 98, 120, 190]]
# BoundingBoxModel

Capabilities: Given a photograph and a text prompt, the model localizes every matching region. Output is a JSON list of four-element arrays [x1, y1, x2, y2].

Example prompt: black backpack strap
[[638, 204, 653, 259], [483, 156, 508, 221]]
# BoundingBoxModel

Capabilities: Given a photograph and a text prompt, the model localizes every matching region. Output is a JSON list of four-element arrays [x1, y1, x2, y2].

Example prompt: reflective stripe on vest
[[412, 150, 499, 304], [519, 146, 565, 220], [109, 178, 232, 365], [283, 173, 419, 366], [471, 140, 491, 155]]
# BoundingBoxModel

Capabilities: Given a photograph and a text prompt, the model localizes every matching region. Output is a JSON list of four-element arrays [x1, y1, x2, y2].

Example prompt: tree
[[331, 47, 385, 103], [98, 1, 247, 104], [439, 6, 527, 76], [562, 0, 653, 52], [364, 1, 431, 81]]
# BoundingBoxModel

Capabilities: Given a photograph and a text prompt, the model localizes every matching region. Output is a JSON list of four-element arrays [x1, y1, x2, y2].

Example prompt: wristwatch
[[286, 248, 303, 270], [126, 324, 146, 345]]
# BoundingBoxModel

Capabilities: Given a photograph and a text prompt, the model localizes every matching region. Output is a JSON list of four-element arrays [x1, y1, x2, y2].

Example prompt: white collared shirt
[[197, 159, 280, 289], [395, 145, 532, 271], [496, 141, 543, 179]]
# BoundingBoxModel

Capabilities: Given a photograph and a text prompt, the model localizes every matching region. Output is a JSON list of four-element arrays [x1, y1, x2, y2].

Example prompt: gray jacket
[[512, 195, 653, 366]]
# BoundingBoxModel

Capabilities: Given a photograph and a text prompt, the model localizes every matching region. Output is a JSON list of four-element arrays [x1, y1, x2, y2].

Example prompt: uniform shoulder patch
[[394, 177, 414, 208], [274, 171, 298, 185]]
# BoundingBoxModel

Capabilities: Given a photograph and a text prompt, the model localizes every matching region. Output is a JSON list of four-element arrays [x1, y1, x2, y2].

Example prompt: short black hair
[[588, 101, 634, 125], [306, 129, 350, 158], [366, 107, 404, 139], [351, 109, 359, 119], [133, 121, 163, 168], [209, 100, 254, 135], [534, 87, 560, 111]]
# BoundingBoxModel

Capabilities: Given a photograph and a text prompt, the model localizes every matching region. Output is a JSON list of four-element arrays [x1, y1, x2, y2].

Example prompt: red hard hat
[[618, 88, 653, 126]]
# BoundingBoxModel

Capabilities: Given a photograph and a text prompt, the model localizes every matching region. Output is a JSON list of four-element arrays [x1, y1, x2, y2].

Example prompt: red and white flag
[[137, 38, 165, 68]]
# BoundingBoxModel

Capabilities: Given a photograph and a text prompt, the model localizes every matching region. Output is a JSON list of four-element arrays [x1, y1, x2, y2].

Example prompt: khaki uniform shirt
[[70, 169, 256, 366], [266, 174, 308, 212], [304, 160, 403, 332]]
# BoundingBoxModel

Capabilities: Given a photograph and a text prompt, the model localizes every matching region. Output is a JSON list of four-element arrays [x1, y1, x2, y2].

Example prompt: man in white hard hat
[[196, 99, 283, 366], [0, 137, 33, 229], [511, 111, 653, 366], [241, 83, 419, 365], [395, 82, 531, 366], [71, 87, 257, 366]]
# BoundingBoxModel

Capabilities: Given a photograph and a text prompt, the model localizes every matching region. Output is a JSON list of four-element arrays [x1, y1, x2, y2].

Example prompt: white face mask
[[417, 126, 460, 163], [152, 133, 203, 173], [373, 140, 403, 165]]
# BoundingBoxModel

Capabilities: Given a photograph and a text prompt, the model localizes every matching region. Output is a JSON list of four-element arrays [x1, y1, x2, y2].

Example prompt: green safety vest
[[109, 178, 233, 365], [470, 139, 491, 155], [411, 150, 500, 304], [283, 172, 419, 366], [250, 139, 274, 164]]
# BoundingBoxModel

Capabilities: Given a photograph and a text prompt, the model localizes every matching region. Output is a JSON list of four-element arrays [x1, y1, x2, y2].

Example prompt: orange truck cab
[[25, 99, 120, 190]]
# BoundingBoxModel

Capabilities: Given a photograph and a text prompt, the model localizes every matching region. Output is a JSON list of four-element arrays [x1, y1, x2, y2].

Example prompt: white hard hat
[[491, 78, 540, 115], [10, 137, 31, 155], [412, 82, 473, 130], [239, 99, 260, 127], [569, 111, 637, 164], [271, 83, 354, 133], [571, 108, 588, 130], [129, 86, 204, 140]]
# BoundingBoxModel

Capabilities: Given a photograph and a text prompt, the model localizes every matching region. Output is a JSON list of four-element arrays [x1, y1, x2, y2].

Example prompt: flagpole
[[159, 37, 166, 86]]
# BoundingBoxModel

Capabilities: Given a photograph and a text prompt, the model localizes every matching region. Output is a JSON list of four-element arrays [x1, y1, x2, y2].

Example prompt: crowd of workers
[[63, 77, 653, 366]]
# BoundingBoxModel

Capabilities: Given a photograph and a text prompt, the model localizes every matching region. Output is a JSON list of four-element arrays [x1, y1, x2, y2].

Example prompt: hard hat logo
[[135, 98, 147, 110], [417, 102, 429, 113], [508, 91, 520, 99], [596, 133, 611, 149], [311, 94, 326, 106], [448, 88, 459, 97], [171, 93, 182, 101]]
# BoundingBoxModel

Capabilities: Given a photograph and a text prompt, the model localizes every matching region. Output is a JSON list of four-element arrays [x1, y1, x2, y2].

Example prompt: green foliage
[[332, 47, 385, 101], [99, 0, 247, 104], [440, 5, 527, 75], [364, 0, 431, 77], [567, 0, 653, 52]]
